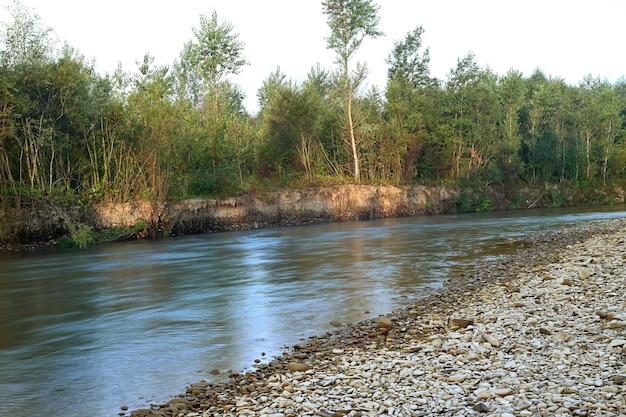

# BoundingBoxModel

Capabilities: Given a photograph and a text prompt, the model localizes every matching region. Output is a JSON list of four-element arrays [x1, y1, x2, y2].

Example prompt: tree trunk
[[347, 92, 360, 181]]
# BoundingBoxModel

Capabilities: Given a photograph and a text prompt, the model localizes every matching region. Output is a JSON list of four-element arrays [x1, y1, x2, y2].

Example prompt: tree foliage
[[322, 0, 383, 181]]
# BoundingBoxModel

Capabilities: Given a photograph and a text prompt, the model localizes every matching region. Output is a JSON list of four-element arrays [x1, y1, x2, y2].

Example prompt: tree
[[577, 76, 623, 185], [0, 0, 55, 67], [445, 54, 500, 182], [182, 10, 247, 112], [257, 69, 328, 181], [496, 69, 526, 180], [386, 26, 432, 89], [384, 26, 437, 182], [322, 0, 383, 181]]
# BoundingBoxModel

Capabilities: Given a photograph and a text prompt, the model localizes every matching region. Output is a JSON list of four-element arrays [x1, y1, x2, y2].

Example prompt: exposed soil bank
[[1, 184, 624, 252]]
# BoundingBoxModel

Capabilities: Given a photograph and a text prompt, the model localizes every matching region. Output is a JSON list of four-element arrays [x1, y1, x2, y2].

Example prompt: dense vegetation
[[1, 0, 625, 213]]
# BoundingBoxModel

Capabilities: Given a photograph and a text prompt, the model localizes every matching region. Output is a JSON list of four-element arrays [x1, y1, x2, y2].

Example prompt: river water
[[1, 205, 625, 416]]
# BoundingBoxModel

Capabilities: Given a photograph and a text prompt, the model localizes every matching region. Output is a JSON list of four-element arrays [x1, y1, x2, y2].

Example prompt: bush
[[61, 221, 94, 248], [456, 192, 473, 213], [475, 196, 493, 212]]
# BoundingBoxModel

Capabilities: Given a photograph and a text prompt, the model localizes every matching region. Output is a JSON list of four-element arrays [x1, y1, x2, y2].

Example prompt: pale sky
[[1, 0, 625, 113]]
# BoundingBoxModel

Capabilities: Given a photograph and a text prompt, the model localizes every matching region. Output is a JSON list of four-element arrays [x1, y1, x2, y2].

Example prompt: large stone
[[472, 402, 491, 412], [377, 316, 394, 329], [480, 333, 501, 347], [611, 374, 626, 385], [286, 362, 310, 372], [448, 318, 474, 328], [608, 338, 626, 347]]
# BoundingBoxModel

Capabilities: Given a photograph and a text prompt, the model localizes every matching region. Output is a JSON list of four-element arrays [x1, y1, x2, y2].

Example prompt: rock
[[578, 268, 591, 279], [287, 362, 310, 372], [611, 374, 626, 385], [539, 327, 553, 335], [608, 338, 626, 347], [448, 373, 467, 382], [448, 318, 474, 328], [377, 316, 393, 329], [480, 333, 501, 347], [472, 402, 490, 412], [561, 278, 573, 286], [292, 353, 308, 359], [130, 409, 152, 417], [597, 310, 616, 320], [431, 338, 443, 348], [330, 320, 342, 327], [601, 322, 624, 330], [209, 368, 220, 375], [494, 388, 514, 396]]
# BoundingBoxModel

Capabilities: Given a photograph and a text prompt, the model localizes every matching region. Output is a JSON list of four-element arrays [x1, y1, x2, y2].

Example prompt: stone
[[597, 311, 616, 320], [611, 374, 626, 385], [287, 362, 310, 372], [377, 317, 393, 329], [480, 333, 501, 347], [609, 338, 626, 347], [494, 388, 514, 396], [472, 402, 490, 412], [330, 320, 342, 327], [539, 327, 553, 335], [448, 373, 467, 382], [448, 318, 474, 328]]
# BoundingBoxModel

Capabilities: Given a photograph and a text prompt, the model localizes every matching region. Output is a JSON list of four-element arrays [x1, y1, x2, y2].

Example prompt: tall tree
[[496, 69, 526, 180], [384, 26, 436, 182], [445, 54, 500, 182], [322, 0, 383, 181], [182, 10, 247, 113], [0, 0, 55, 67]]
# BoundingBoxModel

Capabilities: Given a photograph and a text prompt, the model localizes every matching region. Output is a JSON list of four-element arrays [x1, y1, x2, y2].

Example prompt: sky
[[1, 0, 625, 113]]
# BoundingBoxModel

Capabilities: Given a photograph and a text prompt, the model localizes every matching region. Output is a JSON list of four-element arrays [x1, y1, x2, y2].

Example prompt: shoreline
[[128, 218, 626, 417], [3, 185, 624, 255]]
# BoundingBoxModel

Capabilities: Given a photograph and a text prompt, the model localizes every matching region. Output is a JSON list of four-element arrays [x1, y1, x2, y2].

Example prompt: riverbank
[[127, 219, 626, 416], [2, 184, 624, 254]]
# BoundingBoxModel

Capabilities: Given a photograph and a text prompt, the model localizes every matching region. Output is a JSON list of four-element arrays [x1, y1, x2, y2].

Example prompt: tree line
[[1, 0, 625, 212]]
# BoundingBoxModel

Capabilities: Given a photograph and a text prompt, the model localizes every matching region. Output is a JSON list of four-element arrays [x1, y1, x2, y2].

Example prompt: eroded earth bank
[[127, 219, 626, 417], [2, 184, 624, 251]]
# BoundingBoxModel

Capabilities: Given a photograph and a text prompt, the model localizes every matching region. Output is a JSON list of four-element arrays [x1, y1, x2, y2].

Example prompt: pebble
[[129, 220, 626, 417], [377, 316, 393, 329], [286, 362, 310, 372]]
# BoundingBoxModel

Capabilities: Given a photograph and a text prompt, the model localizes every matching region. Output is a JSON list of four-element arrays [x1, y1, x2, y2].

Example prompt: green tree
[[444, 54, 500, 182], [257, 69, 328, 182], [496, 69, 526, 181], [576, 76, 623, 185], [0, 0, 54, 67], [182, 11, 247, 113], [322, 0, 383, 181], [518, 71, 567, 183], [384, 26, 439, 182]]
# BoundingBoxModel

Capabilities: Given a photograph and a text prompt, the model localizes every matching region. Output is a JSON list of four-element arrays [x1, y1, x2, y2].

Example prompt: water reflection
[[0, 205, 625, 417]]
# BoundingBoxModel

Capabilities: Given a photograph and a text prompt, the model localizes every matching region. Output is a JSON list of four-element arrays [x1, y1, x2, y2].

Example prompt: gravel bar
[[128, 219, 626, 417]]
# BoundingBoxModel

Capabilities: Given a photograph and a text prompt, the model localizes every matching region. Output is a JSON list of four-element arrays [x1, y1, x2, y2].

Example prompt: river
[[1, 205, 625, 417]]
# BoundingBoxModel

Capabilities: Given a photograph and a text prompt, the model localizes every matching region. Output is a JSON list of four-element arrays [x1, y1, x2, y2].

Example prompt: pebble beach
[[129, 219, 626, 417]]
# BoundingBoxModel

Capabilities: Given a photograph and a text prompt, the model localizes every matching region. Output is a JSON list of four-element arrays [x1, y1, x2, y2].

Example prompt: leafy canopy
[[187, 10, 247, 88], [322, 0, 383, 67]]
